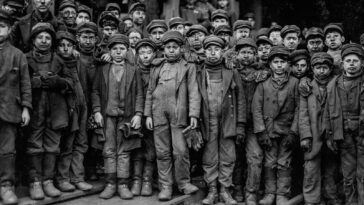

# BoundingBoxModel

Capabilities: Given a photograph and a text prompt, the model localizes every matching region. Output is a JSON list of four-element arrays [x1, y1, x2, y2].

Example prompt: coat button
[[228, 95, 231, 98]]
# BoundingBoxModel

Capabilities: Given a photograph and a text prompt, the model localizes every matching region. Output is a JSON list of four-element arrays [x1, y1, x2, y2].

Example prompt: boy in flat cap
[[197, 35, 246, 205], [299, 52, 341, 205], [185, 24, 208, 64], [234, 37, 270, 204], [324, 43, 364, 205], [252, 45, 299, 205], [129, 39, 157, 197], [210, 9, 229, 29], [126, 28, 143, 65], [215, 0, 237, 25], [290, 49, 311, 79], [256, 36, 273, 70], [129, 2, 147, 36], [213, 25, 232, 50], [0, 9, 31, 205], [58, 0, 78, 35], [324, 23, 345, 74], [26, 22, 72, 200], [75, 5, 91, 26], [144, 31, 200, 201], [281, 25, 301, 52], [306, 27, 325, 55], [92, 34, 144, 200], [54, 30, 93, 192], [169, 17, 185, 35], [146, 19, 168, 58], [268, 24, 283, 46]]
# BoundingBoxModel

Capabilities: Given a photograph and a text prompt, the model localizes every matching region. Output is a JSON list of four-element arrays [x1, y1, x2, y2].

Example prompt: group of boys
[[1, 0, 364, 205]]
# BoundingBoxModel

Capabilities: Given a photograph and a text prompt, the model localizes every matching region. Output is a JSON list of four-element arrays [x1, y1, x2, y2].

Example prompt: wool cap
[[126, 27, 144, 38], [213, 25, 232, 36], [98, 11, 119, 28], [203, 35, 225, 49], [235, 37, 257, 51], [30, 22, 56, 41], [360, 33, 364, 45], [233, 20, 252, 31], [168, 17, 184, 29], [256, 27, 269, 39], [268, 45, 290, 61], [122, 15, 132, 22], [0, 9, 14, 25], [211, 9, 229, 21], [77, 21, 98, 34], [281, 25, 300, 38], [268, 24, 282, 36], [59, 0, 77, 12], [324, 23, 343, 36], [129, 2, 146, 14], [290, 49, 309, 63], [186, 24, 208, 37], [146, 19, 168, 33], [108, 34, 130, 48], [57, 30, 76, 44], [311, 52, 334, 67], [77, 4, 92, 18], [305, 27, 324, 40], [161, 30, 184, 45], [341, 43, 364, 59], [135, 38, 157, 52], [106, 3, 121, 12], [256, 36, 273, 46]]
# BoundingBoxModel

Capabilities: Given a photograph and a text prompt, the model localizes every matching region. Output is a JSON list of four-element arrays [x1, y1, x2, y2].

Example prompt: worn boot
[[219, 186, 237, 205], [57, 181, 76, 192], [202, 182, 218, 205], [118, 184, 133, 199], [131, 177, 142, 196], [276, 195, 290, 205], [245, 191, 258, 205], [43, 180, 61, 197], [99, 173, 116, 199], [131, 160, 143, 196], [0, 182, 18, 205], [259, 167, 276, 205], [276, 169, 292, 205], [29, 181, 44, 200], [74, 181, 93, 191], [180, 183, 199, 195], [234, 185, 244, 202], [141, 177, 153, 196], [158, 185, 172, 201]]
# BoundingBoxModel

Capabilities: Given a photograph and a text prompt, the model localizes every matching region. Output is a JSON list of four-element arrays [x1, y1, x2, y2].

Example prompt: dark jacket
[[197, 65, 246, 140], [299, 80, 328, 160], [252, 76, 299, 137], [0, 41, 32, 124], [144, 58, 201, 127]]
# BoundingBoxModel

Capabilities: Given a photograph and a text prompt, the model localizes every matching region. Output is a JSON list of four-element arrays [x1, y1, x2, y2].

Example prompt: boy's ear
[[341, 36, 345, 43]]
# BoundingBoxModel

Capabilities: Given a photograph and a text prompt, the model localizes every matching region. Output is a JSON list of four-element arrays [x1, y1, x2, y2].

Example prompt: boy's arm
[[290, 80, 300, 135], [144, 68, 154, 118], [299, 95, 312, 141], [91, 66, 102, 114], [234, 70, 246, 134], [187, 63, 201, 119], [252, 83, 265, 133], [19, 53, 32, 109], [134, 68, 144, 116]]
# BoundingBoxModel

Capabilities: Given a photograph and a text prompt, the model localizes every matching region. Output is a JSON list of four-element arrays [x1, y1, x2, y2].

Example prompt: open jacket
[[144, 58, 201, 127], [299, 80, 328, 160], [252, 76, 299, 137], [0, 41, 32, 124], [197, 65, 246, 140]]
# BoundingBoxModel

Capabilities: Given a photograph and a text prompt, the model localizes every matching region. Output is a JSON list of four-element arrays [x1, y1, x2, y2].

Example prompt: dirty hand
[[94, 112, 104, 127], [101, 53, 112, 62], [21, 107, 30, 127], [298, 77, 313, 97], [236, 134, 245, 145], [300, 138, 312, 152], [31, 76, 42, 88], [146, 117, 153, 130], [72, 49, 80, 58], [190, 117, 198, 129], [282, 132, 297, 148], [258, 131, 272, 151], [326, 139, 338, 154], [131, 115, 141, 129]]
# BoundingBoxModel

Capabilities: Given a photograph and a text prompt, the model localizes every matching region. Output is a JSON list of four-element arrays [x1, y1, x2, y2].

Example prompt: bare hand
[[300, 138, 312, 152], [21, 107, 30, 127], [101, 53, 112, 62], [146, 117, 153, 130], [72, 49, 80, 58], [326, 139, 338, 154], [131, 115, 141, 129], [94, 112, 104, 127], [190, 117, 198, 129]]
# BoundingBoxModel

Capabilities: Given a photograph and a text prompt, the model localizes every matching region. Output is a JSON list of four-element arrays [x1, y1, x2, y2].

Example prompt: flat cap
[[281, 25, 300, 38], [311, 52, 333, 66], [146, 19, 168, 33], [268, 24, 282, 35], [122, 15, 132, 22], [235, 37, 257, 51], [77, 21, 98, 34], [161, 30, 184, 45], [341, 43, 364, 59], [324, 23, 343, 36], [360, 33, 364, 45], [168, 17, 184, 29], [256, 27, 269, 39], [0, 9, 14, 25], [213, 25, 232, 36], [98, 11, 119, 27], [203, 35, 225, 49], [126, 27, 144, 38], [305, 27, 324, 40], [108, 34, 130, 48], [211, 9, 229, 21], [59, 0, 77, 11], [186, 24, 208, 37], [30, 22, 55, 41], [129, 2, 146, 13], [56, 30, 76, 44], [290, 49, 309, 63], [4, 0, 24, 8], [77, 4, 92, 18], [233, 20, 252, 31], [106, 3, 121, 12], [268, 45, 290, 61], [256, 36, 273, 46], [135, 38, 157, 52]]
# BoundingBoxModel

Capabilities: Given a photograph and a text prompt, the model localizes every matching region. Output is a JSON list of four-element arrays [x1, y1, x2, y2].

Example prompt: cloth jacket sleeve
[[187, 63, 201, 119], [290, 80, 299, 135], [144, 68, 155, 117], [252, 83, 265, 133], [233, 69, 246, 135], [134, 68, 144, 116], [298, 95, 312, 141], [19, 52, 32, 109], [91, 66, 102, 114]]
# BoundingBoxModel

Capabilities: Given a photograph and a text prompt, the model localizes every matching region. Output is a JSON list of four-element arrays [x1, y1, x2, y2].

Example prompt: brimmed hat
[[98, 11, 119, 28], [341, 43, 364, 59], [168, 17, 184, 29], [268, 45, 290, 61], [211, 9, 229, 21], [305, 27, 324, 40], [56, 30, 76, 44], [77, 21, 98, 34], [30, 22, 56, 41], [311, 52, 334, 66], [135, 38, 157, 52], [213, 25, 232, 36], [108, 34, 130, 48], [129, 2, 146, 14], [203, 35, 225, 49], [324, 23, 343, 36], [235, 37, 257, 51], [290, 49, 309, 64], [256, 36, 273, 46], [106, 3, 121, 12], [161, 30, 184, 45], [186, 24, 208, 37], [281, 25, 300, 38], [59, 0, 77, 12], [233, 20, 252, 31], [146, 19, 168, 33]]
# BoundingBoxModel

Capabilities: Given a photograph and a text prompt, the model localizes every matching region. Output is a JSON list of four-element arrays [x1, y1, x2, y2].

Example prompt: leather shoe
[[43, 180, 61, 198], [118, 184, 133, 199], [180, 183, 199, 195], [74, 181, 93, 191], [131, 179, 141, 196], [29, 181, 44, 200], [99, 183, 116, 199], [57, 181, 75, 192], [1, 182, 18, 205], [158, 185, 172, 201], [141, 178, 153, 196]]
